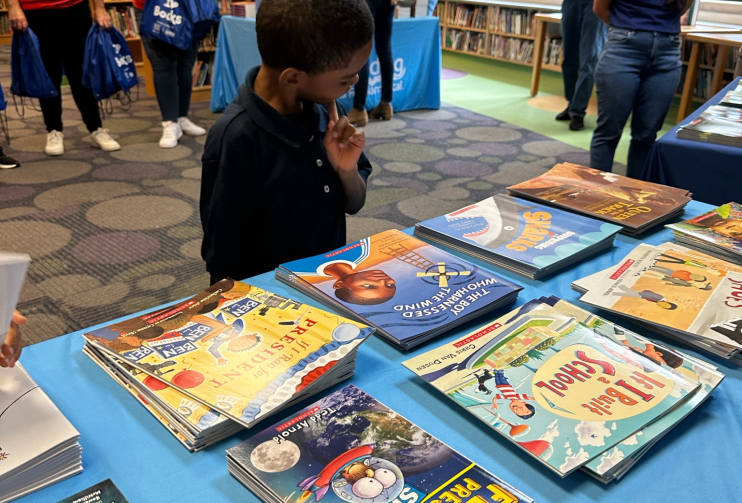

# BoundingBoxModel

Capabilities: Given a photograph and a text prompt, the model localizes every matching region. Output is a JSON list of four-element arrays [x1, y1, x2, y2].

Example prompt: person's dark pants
[[590, 29, 682, 178], [25, 0, 102, 133], [560, 0, 606, 119], [353, 0, 395, 110], [135, 9, 198, 122]]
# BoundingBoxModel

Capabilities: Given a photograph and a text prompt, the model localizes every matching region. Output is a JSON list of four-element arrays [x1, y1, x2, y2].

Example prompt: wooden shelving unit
[[676, 37, 739, 103], [438, 0, 560, 69]]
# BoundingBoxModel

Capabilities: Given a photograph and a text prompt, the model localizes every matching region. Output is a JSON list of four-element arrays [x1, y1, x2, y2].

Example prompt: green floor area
[[440, 52, 682, 173]]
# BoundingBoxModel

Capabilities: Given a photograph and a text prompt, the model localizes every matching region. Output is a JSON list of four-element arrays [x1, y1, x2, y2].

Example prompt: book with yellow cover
[[84, 279, 373, 429]]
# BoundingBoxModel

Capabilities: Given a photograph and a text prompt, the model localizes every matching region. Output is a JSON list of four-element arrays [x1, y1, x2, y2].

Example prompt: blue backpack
[[10, 28, 58, 99], [83, 25, 121, 100], [107, 28, 139, 93], [141, 0, 195, 50], [186, 0, 221, 41]]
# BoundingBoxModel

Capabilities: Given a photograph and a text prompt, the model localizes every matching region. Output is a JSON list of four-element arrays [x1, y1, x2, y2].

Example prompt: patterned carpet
[[0, 49, 591, 346]]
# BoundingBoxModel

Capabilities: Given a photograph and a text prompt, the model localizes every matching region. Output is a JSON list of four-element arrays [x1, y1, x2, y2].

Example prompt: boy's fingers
[[333, 116, 351, 139], [339, 122, 357, 145], [328, 101, 340, 123], [12, 310, 26, 325], [348, 129, 365, 147]]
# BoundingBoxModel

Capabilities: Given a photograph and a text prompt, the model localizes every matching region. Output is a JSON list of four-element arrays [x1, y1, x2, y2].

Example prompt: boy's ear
[[333, 280, 344, 290], [279, 68, 307, 89]]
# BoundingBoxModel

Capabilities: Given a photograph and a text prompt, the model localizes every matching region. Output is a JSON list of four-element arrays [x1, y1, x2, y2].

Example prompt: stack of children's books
[[507, 163, 692, 234], [571, 242, 742, 362], [666, 202, 742, 265], [720, 83, 742, 109], [403, 298, 724, 482], [276, 230, 523, 350], [677, 105, 742, 147], [0, 363, 82, 503], [82, 279, 374, 451], [226, 384, 534, 503], [414, 194, 622, 279]]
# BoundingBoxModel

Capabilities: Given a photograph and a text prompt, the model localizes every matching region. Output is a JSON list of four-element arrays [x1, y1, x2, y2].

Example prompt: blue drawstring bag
[[0, 83, 6, 112], [82, 25, 121, 100], [0, 83, 9, 144], [10, 28, 58, 99], [106, 28, 139, 93], [141, 0, 195, 50], [186, 0, 220, 41]]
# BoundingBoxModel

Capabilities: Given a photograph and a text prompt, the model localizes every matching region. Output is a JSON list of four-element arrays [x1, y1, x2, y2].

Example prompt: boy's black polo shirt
[[200, 66, 373, 282]]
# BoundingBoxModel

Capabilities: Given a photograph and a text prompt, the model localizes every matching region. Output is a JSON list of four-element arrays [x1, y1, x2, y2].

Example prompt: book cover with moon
[[403, 302, 700, 476], [228, 384, 534, 503], [83, 279, 374, 428]]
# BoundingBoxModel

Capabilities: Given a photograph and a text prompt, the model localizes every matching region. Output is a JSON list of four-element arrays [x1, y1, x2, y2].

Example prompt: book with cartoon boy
[[414, 193, 621, 279], [573, 242, 742, 360], [227, 384, 534, 503], [507, 163, 691, 235], [83, 279, 374, 430], [666, 202, 742, 265], [403, 301, 700, 477], [276, 230, 523, 350], [530, 296, 724, 482]]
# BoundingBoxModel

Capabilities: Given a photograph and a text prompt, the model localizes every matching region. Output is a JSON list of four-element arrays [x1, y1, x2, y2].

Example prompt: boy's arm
[[324, 102, 368, 214], [593, 0, 611, 25]]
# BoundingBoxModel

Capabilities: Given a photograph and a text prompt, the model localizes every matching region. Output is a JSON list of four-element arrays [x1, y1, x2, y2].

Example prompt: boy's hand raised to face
[[324, 101, 366, 174]]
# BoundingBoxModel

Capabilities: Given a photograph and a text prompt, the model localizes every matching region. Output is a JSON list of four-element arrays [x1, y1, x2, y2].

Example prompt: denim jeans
[[590, 29, 682, 178], [135, 9, 199, 122], [560, 0, 606, 118], [353, 0, 395, 109]]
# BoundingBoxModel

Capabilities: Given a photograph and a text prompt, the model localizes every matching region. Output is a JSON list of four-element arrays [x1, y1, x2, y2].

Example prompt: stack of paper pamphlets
[[720, 83, 742, 109], [83, 279, 374, 451], [414, 194, 621, 279], [227, 384, 534, 503], [276, 230, 523, 350], [666, 202, 742, 264], [403, 298, 723, 482], [507, 163, 692, 234], [55, 479, 129, 503], [572, 242, 742, 362], [0, 363, 82, 503], [677, 105, 742, 147]]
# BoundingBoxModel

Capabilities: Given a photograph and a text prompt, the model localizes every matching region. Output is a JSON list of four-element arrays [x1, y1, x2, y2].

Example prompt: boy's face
[[299, 41, 373, 103], [509, 399, 531, 418]]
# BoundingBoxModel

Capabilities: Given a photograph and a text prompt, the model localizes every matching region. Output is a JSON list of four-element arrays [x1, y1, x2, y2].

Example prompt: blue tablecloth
[[15, 200, 742, 503], [210, 16, 441, 113], [642, 77, 742, 206]]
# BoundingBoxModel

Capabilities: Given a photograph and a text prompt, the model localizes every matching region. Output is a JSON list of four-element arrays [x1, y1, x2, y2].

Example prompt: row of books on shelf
[[490, 6, 535, 36], [193, 56, 215, 87], [107, 6, 139, 39], [445, 28, 486, 54], [447, 3, 488, 30], [490, 35, 533, 63], [0, 14, 10, 36], [11, 166, 742, 501], [682, 40, 740, 70], [543, 36, 563, 66]]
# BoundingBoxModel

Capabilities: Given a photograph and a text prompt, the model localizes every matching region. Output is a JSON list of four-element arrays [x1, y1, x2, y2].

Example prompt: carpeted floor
[[0, 48, 593, 346]]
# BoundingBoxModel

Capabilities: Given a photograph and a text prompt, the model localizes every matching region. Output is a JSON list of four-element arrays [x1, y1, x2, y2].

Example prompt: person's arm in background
[[6, 0, 27, 32], [92, 0, 113, 29], [681, 0, 695, 16], [1, 311, 27, 368], [593, 0, 612, 25]]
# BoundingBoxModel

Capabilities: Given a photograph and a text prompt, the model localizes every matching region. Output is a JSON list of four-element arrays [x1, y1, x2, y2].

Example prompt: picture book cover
[[415, 194, 621, 268], [667, 202, 742, 254], [403, 303, 699, 476], [578, 243, 742, 349], [279, 230, 522, 344], [507, 163, 690, 229], [55, 479, 129, 503], [533, 297, 724, 479], [84, 279, 374, 428], [228, 384, 534, 503]]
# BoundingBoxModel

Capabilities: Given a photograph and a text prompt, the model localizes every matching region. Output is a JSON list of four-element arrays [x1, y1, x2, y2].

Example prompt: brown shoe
[[348, 108, 368, 127], [369, 101, 393, 121]]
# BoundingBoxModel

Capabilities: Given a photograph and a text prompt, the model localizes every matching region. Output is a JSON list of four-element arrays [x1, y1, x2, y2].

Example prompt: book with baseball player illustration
[[276, 230, 523, 350]]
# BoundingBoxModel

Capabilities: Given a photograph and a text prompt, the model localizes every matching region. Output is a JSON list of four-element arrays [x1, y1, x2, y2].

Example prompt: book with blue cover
[[414, 194, 621, 279], [276, 230, 523, 349], [227, 384, 534, 503]]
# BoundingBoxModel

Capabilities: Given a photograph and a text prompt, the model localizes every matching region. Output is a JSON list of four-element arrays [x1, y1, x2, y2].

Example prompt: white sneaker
[[160, 121, 183, 148], [45, 130, 64, 156], [91, 128, 122, 152], [178, 117, 206, 136]]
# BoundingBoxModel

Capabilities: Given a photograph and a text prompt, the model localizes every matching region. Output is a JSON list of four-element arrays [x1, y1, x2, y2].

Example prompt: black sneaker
[[0, 147, 19, 169], [569, 116, 585, 131], [555, 107, 571, 121]]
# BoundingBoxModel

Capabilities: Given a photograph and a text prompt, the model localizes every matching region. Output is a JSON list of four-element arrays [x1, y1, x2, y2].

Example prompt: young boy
[[200, 0, 375, 284]]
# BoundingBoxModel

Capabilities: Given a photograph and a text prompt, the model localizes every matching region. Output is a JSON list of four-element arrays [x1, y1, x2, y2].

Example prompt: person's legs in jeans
[[24, 9, 64, 132], [590, 30, 647, 172], [626, 34, 682, 179], [374, 0, 395, 105], [60, 1, 103, 133], [569, 1, 605, 119], [560, 0, 581, 112], [141, 35, 180, 122], [176, 41, 199, 119]]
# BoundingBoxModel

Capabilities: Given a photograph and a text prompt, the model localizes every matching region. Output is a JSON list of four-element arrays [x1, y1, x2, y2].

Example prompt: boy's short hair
[[256, 0, 374, 75]]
